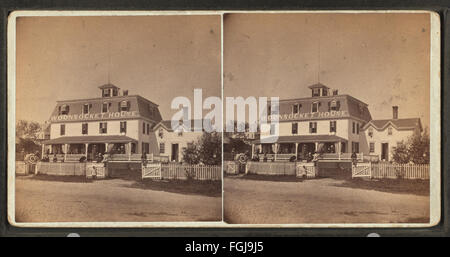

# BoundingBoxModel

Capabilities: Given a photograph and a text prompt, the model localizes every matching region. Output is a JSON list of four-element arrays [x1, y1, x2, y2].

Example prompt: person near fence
[[351, 151, 357, 167], [141, 152, 148, 167]]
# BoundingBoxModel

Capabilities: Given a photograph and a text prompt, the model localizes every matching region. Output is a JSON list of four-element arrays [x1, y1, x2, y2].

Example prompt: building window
[[352, 142, 360, 153], [99, 122, 107, 134], [352, 122, 356, 134], [341, 142, 347, 153], [369, 142, 375, 153], [82, 123, 88, 135], [142, 143, 150, 154], [356, 123, 360, 134], [60, 124, 65, 136], [160, 143, 165, 154], [131, 143, 136, 154], [120, 101, 130, 112], [292, 104, 301, 114], [312, 88, 320, 97], [309, 122, 317, 133], [329, 100, 340, 111], [368, 128, 373, 137], [330, 121, 337, 133], [312, 102, 319, 113], [270, 124, 276, 135], [102, 102, 109, 113], [267, 104, 271, 115], [112, 88, 118, 96], [142, 122, 146, 134], [60, 105, 69, 115], [83, 104, 91, 114], [388, 127, 393, 135], [120, 121, 127, 133], [291, 123, 298, 134], [322, 88, 328, 96], [146, 124, 150, 135], [102, 89, 111, 97]]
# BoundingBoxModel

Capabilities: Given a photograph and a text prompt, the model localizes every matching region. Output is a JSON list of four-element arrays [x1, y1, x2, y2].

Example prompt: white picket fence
[[36, 162, 87, 176], [142, 163, 221, 181], [352, 162, 429, 180], [246, 162, 297, 176]]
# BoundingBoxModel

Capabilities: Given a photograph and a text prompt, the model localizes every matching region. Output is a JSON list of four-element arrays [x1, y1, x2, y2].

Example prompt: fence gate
[[352, 163, 371, 178], [142, 163, 162, 179]]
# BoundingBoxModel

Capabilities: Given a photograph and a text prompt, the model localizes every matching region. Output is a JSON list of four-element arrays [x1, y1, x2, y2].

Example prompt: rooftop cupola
[[308, 83, 330, 97], [99, 83, 120, 98]]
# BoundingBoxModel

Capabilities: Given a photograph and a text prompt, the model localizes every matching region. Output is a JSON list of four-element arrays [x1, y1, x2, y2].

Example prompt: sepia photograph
[[10, 13, 223, 224], [7, 10, 440, 228], [222, 12, 440, 225]]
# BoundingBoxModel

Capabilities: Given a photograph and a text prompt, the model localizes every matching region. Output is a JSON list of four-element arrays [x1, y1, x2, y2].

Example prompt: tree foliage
[[16, 120, 42, 155], [392, 128, 430, 164], [182, 132, 222, 165]]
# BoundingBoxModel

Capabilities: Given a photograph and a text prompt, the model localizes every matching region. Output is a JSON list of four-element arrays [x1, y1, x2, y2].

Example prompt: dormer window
[[388, 127, 393, 135], [102, 89, 111, 97], [368, 128, 373, 137], [59, 104, 69, 115], [312, 102, 320, 113], [158, 128, 164, 138], [82, 104, 91, 114], [312, 88, 320, 97], [112, 88, 118, 96], [329, 100, 340, 111], [120, 101, 130, 112], [322, 88, 328, 96], [102, 102, 110, 113]]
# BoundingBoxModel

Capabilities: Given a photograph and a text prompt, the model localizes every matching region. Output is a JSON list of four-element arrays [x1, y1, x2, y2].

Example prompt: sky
[[223, 13, 431, 129], [15, 15, 221, 123]]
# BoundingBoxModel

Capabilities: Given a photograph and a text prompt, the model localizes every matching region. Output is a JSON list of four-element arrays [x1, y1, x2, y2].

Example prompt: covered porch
[[42, 135, 140, 162], [251, 135, 359, 162]]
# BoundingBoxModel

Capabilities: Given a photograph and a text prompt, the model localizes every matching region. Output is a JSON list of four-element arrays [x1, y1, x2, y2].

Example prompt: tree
[[183, 132, 222, 165], [392, 141, 409, 164], [16, 120, 42, 155], [391, 128, 430, 164], [197, 132, 222, 165], [408, 128, 430, 164], [16, 120, 41, 141], [182, 143, 200, 165]]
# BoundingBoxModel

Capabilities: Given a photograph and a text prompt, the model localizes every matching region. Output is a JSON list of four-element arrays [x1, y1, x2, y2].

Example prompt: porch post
[[41, 144, 45, 159], [105, 143, 109, 153], [128, 142, 132, 161], [251, 144, 255, 159], [295, 143, 298, 159], [338, 141, 342, 160], [64, 144, 68, 161], [315, 142, 319, 152], [85, 143, 88, 158], [274, 143, 278, 161]]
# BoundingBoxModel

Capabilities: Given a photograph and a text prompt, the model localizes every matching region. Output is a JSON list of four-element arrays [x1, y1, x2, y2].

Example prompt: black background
[[0, 0, 449, 240]]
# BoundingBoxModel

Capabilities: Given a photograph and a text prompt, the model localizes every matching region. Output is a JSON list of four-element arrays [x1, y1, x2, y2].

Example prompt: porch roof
[[43, 135, 137, 145], [253, 135, 347, 144]]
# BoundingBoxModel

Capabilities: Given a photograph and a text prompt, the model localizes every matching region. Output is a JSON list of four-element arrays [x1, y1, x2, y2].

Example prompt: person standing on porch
[[351, 151, 357, 167]]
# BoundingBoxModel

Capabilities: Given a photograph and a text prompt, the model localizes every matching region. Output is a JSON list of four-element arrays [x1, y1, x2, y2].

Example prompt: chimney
[[392, 106, 398, 119]]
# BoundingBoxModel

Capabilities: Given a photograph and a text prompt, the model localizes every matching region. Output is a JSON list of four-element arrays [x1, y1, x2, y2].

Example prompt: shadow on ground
[[125, 179, 222, 197], [230, 174, 306, 183], [332, 177, 429, 196], [27, 174, 93, 183]]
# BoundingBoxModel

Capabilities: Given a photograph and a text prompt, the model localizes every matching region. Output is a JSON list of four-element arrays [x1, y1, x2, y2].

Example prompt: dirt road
[[224, 176, 430, 224], [14, 176, 222, 223]]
